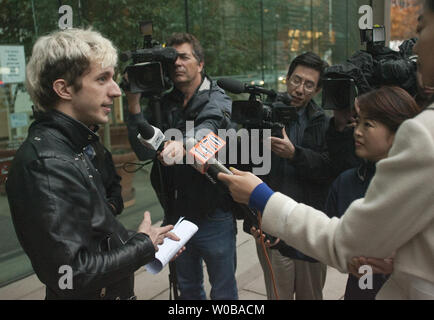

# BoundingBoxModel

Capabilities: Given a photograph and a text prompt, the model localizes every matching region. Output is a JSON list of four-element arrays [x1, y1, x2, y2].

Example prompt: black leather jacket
[[86, 138, 124, 216], [6, 110, 155, 299]]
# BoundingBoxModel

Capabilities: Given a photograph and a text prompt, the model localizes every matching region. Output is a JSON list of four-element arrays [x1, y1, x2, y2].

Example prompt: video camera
[[120, 21, 178, 96], [322, 77, 357, 110], [323, 25, 418, 110], [217, 78, 295, 138]]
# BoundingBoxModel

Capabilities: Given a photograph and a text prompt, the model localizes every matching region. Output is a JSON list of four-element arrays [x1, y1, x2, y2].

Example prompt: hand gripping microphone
[[137, 120, 231, 178], [137, 121, 166, 152], [136, 121, 234, 186], [186, 133, 260, 225], [136, 122, 259, 223], [185, 132, 232, 177]]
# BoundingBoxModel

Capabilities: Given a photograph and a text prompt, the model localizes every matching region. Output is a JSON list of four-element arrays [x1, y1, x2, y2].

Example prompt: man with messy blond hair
[[25, 28, 118, 112], [6, 28, 179, 300]]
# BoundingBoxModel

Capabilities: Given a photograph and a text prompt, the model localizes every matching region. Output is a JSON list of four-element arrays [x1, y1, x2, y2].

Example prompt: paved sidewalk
[[0, 220, 347, 300]]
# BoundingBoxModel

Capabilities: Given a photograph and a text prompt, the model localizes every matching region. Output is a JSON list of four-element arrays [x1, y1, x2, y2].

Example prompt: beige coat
[[262, 104, 434, 299]]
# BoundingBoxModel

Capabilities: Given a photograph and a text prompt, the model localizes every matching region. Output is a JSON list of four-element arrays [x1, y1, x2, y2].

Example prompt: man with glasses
[[248, 52, 332, 300]]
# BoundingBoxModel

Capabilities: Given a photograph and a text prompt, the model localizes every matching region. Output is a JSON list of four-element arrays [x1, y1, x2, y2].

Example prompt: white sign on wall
[[0, 45, 26, 84], [10, 112, 29, 128]]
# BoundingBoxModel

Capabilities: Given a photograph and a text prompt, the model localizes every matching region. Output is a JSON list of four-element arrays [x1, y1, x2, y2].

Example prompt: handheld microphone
[[217, 78, 277, 98], [136, 122, 231, 178], [186, 133, 260, 224], [136, 124, 259, 224], [136, 123, 233, 186], [185, 133, 230, 176], [137, 121, 166, 152]]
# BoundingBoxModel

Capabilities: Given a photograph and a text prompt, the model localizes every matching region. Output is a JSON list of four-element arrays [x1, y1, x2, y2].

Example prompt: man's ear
[[314, 86, 322, 96], [198, 61, 204, 74], [52, 79, 73, 101]]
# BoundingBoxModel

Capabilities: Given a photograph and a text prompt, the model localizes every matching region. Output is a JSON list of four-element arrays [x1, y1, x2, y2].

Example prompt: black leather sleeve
[[102, 147, 124, 216], [127, 112, 156, 161], [7, 156, 155, 297]]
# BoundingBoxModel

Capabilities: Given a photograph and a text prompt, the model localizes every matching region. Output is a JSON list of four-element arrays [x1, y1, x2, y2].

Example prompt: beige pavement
[[0, 220, 347, 300]]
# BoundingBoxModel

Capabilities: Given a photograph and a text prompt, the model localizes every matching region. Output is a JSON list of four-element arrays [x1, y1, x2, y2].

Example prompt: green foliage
[[0, 0, 57, 56], [0, 0, 364, 85]]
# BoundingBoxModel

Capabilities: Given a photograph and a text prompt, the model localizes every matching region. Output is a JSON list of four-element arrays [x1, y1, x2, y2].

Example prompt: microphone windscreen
[[137, 122, 155, 140], [160, 47, 179, 62], [120, 51, 132, 62], [217, 78, 245, 94]]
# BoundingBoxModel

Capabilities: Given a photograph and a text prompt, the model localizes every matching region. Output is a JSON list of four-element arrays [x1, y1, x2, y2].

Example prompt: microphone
[[136, 121, 231, 176], [186, 134, 260, 225], [135, 121, 228, 174], [137, 121, 166, 152], [217, 78, 277, 98], [185, 134, 233, 179], [136, 122, 233, 183], [136, 123, 259, 224], [216, 78, 245, 94]]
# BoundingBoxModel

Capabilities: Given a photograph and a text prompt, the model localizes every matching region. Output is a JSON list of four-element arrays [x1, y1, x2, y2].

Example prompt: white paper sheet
[[145, 217, 198, 274]]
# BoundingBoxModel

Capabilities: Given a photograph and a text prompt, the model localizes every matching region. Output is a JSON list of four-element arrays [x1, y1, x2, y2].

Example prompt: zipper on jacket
[[100, 287, 106, 298]]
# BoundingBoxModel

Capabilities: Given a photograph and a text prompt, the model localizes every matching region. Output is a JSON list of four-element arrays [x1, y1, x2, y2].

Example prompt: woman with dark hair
[[325, 86, 422, 299], [218, 0, 434, 299]]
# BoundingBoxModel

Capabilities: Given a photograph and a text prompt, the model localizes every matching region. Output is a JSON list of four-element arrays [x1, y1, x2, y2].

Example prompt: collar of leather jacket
[[30, 109, 99, 153]]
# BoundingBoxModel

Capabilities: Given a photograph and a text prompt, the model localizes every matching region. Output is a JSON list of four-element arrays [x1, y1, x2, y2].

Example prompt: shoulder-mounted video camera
[[322, 77, 357, 110], [322, 25, 418, 110], [120, 21, 178, 96], [217, 78, 295, 137]]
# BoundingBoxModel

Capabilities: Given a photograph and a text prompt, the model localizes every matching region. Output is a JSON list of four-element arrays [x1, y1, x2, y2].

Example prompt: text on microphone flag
[[188, 132, 226, 171]]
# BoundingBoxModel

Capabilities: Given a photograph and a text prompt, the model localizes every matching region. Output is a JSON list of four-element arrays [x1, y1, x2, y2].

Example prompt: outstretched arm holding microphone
[[218, 2, 434, 300], [218, 100, 434, 300], [218, 168, 264, 206], [218, 119, 434, 301], [218, 112, 434, 301]]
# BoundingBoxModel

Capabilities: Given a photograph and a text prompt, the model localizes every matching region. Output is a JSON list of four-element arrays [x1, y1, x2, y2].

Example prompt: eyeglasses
[[288, 75, 316, 93]]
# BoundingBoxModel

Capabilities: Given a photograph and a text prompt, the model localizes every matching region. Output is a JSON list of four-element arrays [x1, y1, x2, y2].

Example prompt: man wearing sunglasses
[[248, 52, 332, 300]]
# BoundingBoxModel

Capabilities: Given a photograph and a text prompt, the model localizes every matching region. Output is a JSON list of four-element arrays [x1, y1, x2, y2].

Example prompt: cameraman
[[125, 33, 237, 300], [249, 52, 332, 300]]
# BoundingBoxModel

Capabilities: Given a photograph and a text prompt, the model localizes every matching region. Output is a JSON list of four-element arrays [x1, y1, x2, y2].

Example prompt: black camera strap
[[168, 261, 179, 300]]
